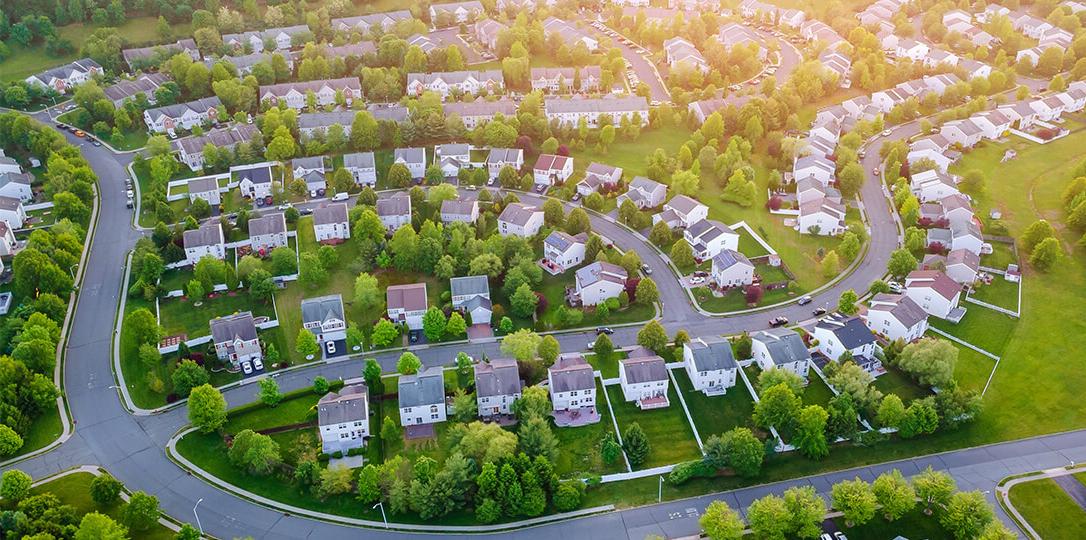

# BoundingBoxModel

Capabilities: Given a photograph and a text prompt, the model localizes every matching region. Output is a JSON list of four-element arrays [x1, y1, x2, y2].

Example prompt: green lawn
[[980, 240, 1018, 270], [951, 344, 995, 393], [17, 405, 64, 457], [28, 472, 176, 540], [737, 228, 771, 257], [873, 365, 932, 404], [158, 291, 276, 340], [1008, 477, 1086, 540], [507, 269, 655, 332], [672, 369, 755, 440], [802, 373, 836, 408], [553, 380, 626, 478], [585, 350, 626, 380], [830, 507, 952, 539], [691, 285, 794, 313], [928, 307, 1017, 356], [605, 384, 702, 469], [967, 277, 1020, 313]]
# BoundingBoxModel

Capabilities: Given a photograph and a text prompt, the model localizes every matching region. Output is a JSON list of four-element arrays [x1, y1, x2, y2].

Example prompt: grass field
[[830, 507, 952, 539], [672, 369, 755, 440], [873, 365, 932, 404], [28, 472, 176, 540], [158, 290, 276, 339], [1008, 477, 1086, 540], [802, 373, 836, 408], [553, 380, 627, 478], [928, 307, 1018, 356], [18, 405, 64, 458], [605, 384, 702, 469], [692, 285, 794, 313], [967, 277, 1020, 312]]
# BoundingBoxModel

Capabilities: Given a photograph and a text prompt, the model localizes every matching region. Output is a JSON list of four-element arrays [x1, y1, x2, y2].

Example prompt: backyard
[[604, 384, 702, 469], [672, 369, 755, 440], [872, 365, 932, 404], [552, 380, 627, 478], [966, 276, 1020, 313], [928, 305, 1018, 356]]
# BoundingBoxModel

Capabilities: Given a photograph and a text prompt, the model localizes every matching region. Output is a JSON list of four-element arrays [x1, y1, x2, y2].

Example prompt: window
[[431, 414, 439, 419], [430, 405, 438, 413]]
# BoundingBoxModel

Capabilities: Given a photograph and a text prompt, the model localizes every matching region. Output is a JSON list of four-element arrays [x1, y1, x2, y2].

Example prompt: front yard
[[1008, 477, 1086, 540], [29, 471, 175, 540]]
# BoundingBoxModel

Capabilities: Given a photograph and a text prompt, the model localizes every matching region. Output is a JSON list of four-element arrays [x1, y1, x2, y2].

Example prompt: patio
[[553, 407, 601, 427], [403, 423, 436, 440]]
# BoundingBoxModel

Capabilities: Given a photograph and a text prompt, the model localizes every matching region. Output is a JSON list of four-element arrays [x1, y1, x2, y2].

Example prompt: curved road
[[0, 106, 1030, 539]]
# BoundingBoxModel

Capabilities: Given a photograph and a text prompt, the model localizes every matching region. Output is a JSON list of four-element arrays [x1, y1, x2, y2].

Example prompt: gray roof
[[711, 249, 752, 271], [32, 58, 102, 83], [207, 52, 283, 72], [145, 96, 222, 121], [544, 230, 587, 252], [544, 96, 649, 115], [313, 203, 348, 226], [103, 73, 169, 102], [183, 222, 223, 248], [175, 124, 258, 155], [368, 104, 409, 122], [332, 10, 413, 32], [487, 148, 522, 164], [398, 366, 445, 407], [292, 156, 325, 171], [498, 203, 541, 226], [687, 336, 738, 372], [437, 143, 470, 157], [0, 196, 21, 211], [297, 111, 355, 131], [441, 198, 476, 217], [463, 295, 492, 313], [450, 275, 489, 297], [343, 152, 375, 169], [474, 358, 521, 398], [235, 164, 272, 185], [123, 39, 198, 63], [188, 177, 218, 194], [260, 77, 361, 97], [301, 170, 326, 188], [317, 384, 369, 426], [815, 314, 876, 349], [407, 70, 502, 86], [549, 354, 595, 392], [621, 355, 668, 384], [301, 294, 345, 327], [869, 294, 927, 328], [0, 172, 32, 187], [687, 219, 735, 243], [248, 213, 286, 236], [665, 194, 703, 216], [376, 192, 411, 217], [443, 99, 518, 118], [531, 66, 602, 80], [575, 261, 628, 288], [210, 311, 257, 344], [394, 147, 426, 165], [752, 328, 811, 366], [324, 41, 376, 57]]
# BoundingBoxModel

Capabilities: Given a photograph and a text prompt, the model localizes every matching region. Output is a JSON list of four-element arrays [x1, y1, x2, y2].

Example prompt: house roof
[[332, 10, 413, 31], [260, 77, 361, 98], [175, 124, 258, 155], [868, 294, 928, 328], [376, 192, 411, 217], [235, 164, 272, 186], [906, 270, 961, 301], [752, 328, 811, 366], [394, 147, 427, 164], [145, 96, 222, 122], [188, 177, 218, 194], [298, 111, 355, 131], [575, 261, 628, 288], [530, 66, 602, 80], [368, 104, 409, 122], [687, 336, 738, 372], [450, 275, 489, 297], [317, 383, 368, 426], [621, 355, 668, 384], [585, 162, 621, 179], [387, 283, 428, 312], [543, 96, 649, 115], [665, 194, 704, 216], [474, 358, 521, 398], [343, 152, 375, 169], [0, 196, 21, 212], [487, 148, 522, 164], [687, 219, 736, 243], [248, 213, 286, 236], [534, 153, 570, 171], [436, 143, 470, 157], [498, 203, 542, 227], [443, 99, 518, 118], [103, 73, 169, 102], [628, 176, 666, 197], [549, 354, 595, 392], [210, 311, 257, 344], [398, 366, 445, 408], [183, 222, 223, 248], [946, 248, 979, 269], [815, 314, 876, 350], [301, 294, 345, 327], [407, 70, 503, 86], [292, 156, 325, 171], [711, 249, 753, 271], [313, 203, 348, 226], [544, 230, 587, 252], [31, 58, 101, 83], [441, 199, 477, 217]]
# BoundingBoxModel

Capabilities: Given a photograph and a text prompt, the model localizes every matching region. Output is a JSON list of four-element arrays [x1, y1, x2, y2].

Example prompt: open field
[[1008, 477, 1086, 540]]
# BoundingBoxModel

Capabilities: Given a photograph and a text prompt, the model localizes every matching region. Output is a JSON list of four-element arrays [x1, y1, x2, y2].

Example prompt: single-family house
[[911, 170, 961, 203], [183, 222, 226, 264], [663, 37, 709, 73], [812, 314, 881, 372], [25, 59, 103, 93], [236, 164, 274, 200], [0, 222, 16, 256], [0, 197, 26, 229], [653, 195, 708, 230], [793, 155, 835, 187], [543, 230, 588, 272], [940, 118, 985, 149], [710, 249, 755, 288], [387, 283, 429, 331], [248, 213, 288, 254], [0, 172, 33, 203], [577, 162, 622, 197], [619, 353, 670, 409], [796, 176, 841, 206], [210, 312, 262, 367], [548, 354, 597, 419], [474, 359, 521, 417], [939, 193, 975, 229], [751, 328, 812, 378], [497, 203, 544, 237], [798, 197, 846, 236], [944, 248, 980, 284], [864, 293, 929, 343], [343, 152, 377, 187], [971, 110, 1013, 140], [683, 337, 738, 396], [292, 156, 326, 195], [313, 203, 350, 244], [302, 294, 348, 356], [950, 220, 984, 255], [317, 384, 369, 453], [175, 125, 259, 171], [398, 367, 447, 426], [904, 270, 963, 319], [450, 275, 492, 325], [684, 219, 739, 261], [574, 261, 628, 306], [486, 148, 524, 179], [440, 199, 480, 224], [533, 154, 573, 187], [618, 176, 667, 210], [376, 192, 412, 232], [187, 177, 221, 207], [435, 143, 470, 178], [394, 147, 427, 179]]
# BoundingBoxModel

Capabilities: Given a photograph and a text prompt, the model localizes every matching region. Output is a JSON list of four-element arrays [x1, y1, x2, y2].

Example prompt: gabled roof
[[183, 222, 224, 248], [450, 275, 490, 297], [752, 328, 811, 366], [549, 354, 595, 392], [487, 148, 522, 164], [441, 199, 477, 217], [235, 164, 272, 185], [711, 249, 753, 271], [398, 366, 445, 407], [387, 283, 428, 311], [687, 219, 736, 243], [394, 147, 426, 164], [906, 270, 961, 301], [946, 248, 979, 269], [815, 314, 876, 349], [318, 383, 368, 426], [376, 192, 411, 217], [543, 96, 648, 114], [188, 177, 218, 194], [210, 311, 257, 343], [575, 261, 627, 288], [498, 203, 542, 226], [474, 358, 521, 398], [621, 355, 668, 384], [534, 153, 570, 171], [248, 213, 286, 236], [313, 203, 348, 226], [144, 96, 222, 121], [665, 194, 704, 216], [175, 125, 259, 155], [544, 230, 587, 253], [686, 336, 737, 372], [443, 99, 518, 118], [292, 156, 325, 171], [868, 294, 928, 328], [301, 294, 345, 327], [343, 152, 375, 169]]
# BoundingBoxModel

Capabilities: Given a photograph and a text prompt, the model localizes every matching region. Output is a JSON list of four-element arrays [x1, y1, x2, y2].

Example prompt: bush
[[331, 451, 343, 459], [318, 453, 331, 462], [346, 447, 363, 456], [667, 459, 717, 484]]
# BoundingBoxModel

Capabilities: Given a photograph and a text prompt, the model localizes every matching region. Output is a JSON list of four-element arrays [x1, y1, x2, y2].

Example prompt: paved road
[[587, 21, 671, 104]]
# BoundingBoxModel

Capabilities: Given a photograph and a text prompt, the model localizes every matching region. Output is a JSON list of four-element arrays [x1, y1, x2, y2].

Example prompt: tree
[[877, 394, 907, 429], [90, 474, 123, 506], [353, 272, 381, 310], [125, 308, 162, 346], [821, 250, 840, 278], [887, 248, 917, 278], [669, 239, 695, 269], [649, 220, 673, 246], [446, 312, 467, 337], [622, 423, 651, 466], [838, 231, 861, 261], [757, 368, 805, 395], [0, 425, 23, 457], [832, 478, 877, 527], [510, 283, 540, 318], [783, 485, 827, 539], [228, 429, 281, 475], [978, 519, 1017, 540], [746, 494, 790, 539], [171, 360, 209, 397], [258, 377, 282, 407], [554, 480, 585, 512], [837, 289, 859, 315], [637, 320, 669, 353], [940, 491, 993, 540], [793, 405, 829, 459], [451, 389, 477, 422], [710, 427, 764, 477], [754, 383, 801, 432], [872, 470, 916, 521], [900, 398, 939, 438], [565, 208, 591, 235], [699, 500, 745, 540], [121, 491, 160, 531], [1021, 219, 1055, 252], [543, 198, 564, 226], [518, 416, 559, 462], [912, 466, 956, 514], [1029, 236, 1061, 271], [188, 384, 227, 433], [371, 319, 400, 347], [593, 333, 614, 358], [636, 277, 659, 305], [397, 352, 422, 374], [500, 329, 542, 361], [838, 162, 865, 197], [185, 279, 205, 300], [75, 513, 128, 540], [296, 328, 320, 360], [422, 307, 447, 341], [671, 169, 700, 195], [512, 386, 552, 421], [0, 469, 32, 502], [896, 338, 957, 388], [538, 335, 560, 365]]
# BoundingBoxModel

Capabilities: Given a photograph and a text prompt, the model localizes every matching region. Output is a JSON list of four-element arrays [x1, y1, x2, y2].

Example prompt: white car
[[241, 361, 253, 375], [326, 340, 336, 355], [882, 129, 892, 136], [277, 203, 292, 211], [331, 192, 348, 202], [689, 277, 705, 285], [252, 358, 264, 371]]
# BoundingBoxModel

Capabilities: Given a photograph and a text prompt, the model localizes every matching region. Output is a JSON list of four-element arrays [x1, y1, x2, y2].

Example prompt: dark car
[[812, 307, 827, 316], [301, 208, 313, 215], [263, 196, 274, 206], [769, 316, 789, 327], [797, 295, 812, 305], [596, 327, 614, 335], [693, 270, 709, 278]]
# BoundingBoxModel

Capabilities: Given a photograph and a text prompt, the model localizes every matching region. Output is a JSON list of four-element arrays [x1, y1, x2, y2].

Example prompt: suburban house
[[864, 293, 929, 343], [474, 359, 522, 417], [297, 111, 354, 138], [904, 270, 963, 320], [618, 176, 667, 209], [812, 314, 881, 372], [187, 177, 221, 207], [715, 23, 767, 59], [577, 162, 622, 197], [25, 58, 103, 93], [317, 384, 369, 453], [143, 96, 222, 134], [574, 261, 628, 306], [430, 0, 484, 24], [444, 100, 519, 129], [797, 177, 841, 206], [619, 352, 670, 409], [687, 95, 754, 124], [435, 143, 470, 178], [751, 328, 811, 378], [332, 10, 413, 34], [258, 77, 362, 110], [0, 172, 33, 202], [394, 147, 428, 179], [343, 152, 377, 187], [911, 170, 961, 203], [0, 197, 27, 229], [386, 283, 429, 330], [103, 73, 170, 107], [944, 248, 980, 284], [210, 312, 262, 368], [543, 230, 588, 272], [654, 195, 708, 230], [206, 51, 294, 77], [548, 354, 598, 421], [0, 222, 16, 257], [398, 367, 447, 426], [486, 148, 524, 179], [474, 19, 508, 51], [450, 275, 492, 325], [440, 199, 480, 224], [793, 155, 835, 187], [175, 125, 259, 171], [682, 337, 738, 396], [710, 249, 755, 288], [940, 119, 984, 148], [122, 39, 200, 69], [533, 154, 574, 187], [543, 96, 649, 127], [948, 220, 984, 255], [798, 197, 847, 236], [971, 110, 1013, 140], [530, 66, 602, 93], [684, 219, 740, 261], [406, 70, 504, 98], [183, 222, 226, 264], [248, 213, 288, 254], [223, 25, 310, 52], [301, 294, 348, 357], [236, 164, 274, 200], [376, 192, 412, 232], [907, 137, 957, 173], [0, 157, 21, 175], [663, 37, 709, 73], [292, 156, 326, 195], [313, 203, 351, 244], [939, 194, 975, 229], [498, 203, 544, 237], [542, 17, 599, 51]]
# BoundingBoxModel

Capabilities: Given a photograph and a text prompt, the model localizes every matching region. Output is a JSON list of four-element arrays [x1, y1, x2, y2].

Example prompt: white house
[[236, 165, 274, 200], [543, 230, 588, 272], [796, 177, 841, 206], [440, 199, 480, 224], [1030, 96, 1066, 122], [497, 203, 544, 237], [331, 10, 412, 34], [474, 359, 521, 417], [210, 312, 262, 368], [904, 270, 963, 319], [864, 293, 929, 343], [486, 148, 524, 179], [183, 222, 226, 264], [343, 152, 377, 187], [474, 19, 508, 51], [0, 222, 16, 257], [574, 261, 628, 306], [793, 155, 835, 187], [940, 119, 984, 148], [911, 170, 961, 203], [313, 203, 350, 244], [944, 248, 980, 284], [143, 96, 222, 134], [450, 275, 492, 325], [619, 352, 670, 409], [25, 58, 103, 93], [939, 193, 975, 229], [435, 143, 470, 178], [376, 192, 412, 232], [542, 17, 599, 52], [259, 77, 362, 110], [387, 282, 428, 330], [710, 249, 755, 288], [971, 110, 1013, 140], [653, 195, 708, 230], [0, 197, 26, 229], [187, 177, 221, 207], [798, 197, 846, 236], [577, 162, 622, 197], [533, 154, 574, 187], [683, 337, 738, 396], [684, 219, 740, 262], [302, 294, 348, 357], [949, 220, 984, 255], [444, 100, 518, 129], [430, 0, 484, 24], [394, 147, 428, 179], [398, 367, 447, 426], [543, 96, 649, 128], [547, 354, 598, 421], [405, 70, 504, 98], [176, 125, 259, 172], [248, 213, 288, 254], [663, 37, 709, 73], [813, 314, 881, 373], [530, 66, 602, 93], [618, 176, 667, 210], [317, 384, 369, 453], [751, 328, 811, 379]]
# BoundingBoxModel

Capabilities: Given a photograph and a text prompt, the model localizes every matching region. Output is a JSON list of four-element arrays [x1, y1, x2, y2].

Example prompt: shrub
[[667, 459, 716, 484], [332, 451, 343, 459]]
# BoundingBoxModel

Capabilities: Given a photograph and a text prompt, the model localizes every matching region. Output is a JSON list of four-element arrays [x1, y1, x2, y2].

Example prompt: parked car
[[487, 177, 496, 186], [833, 533, 848, 540], [92, 140, 101, 147], [812, 307, 827, 316], [857, 150, 865, 159], [693, 270, 709, 278], [769, 316, 789, 327], [465, 184, 478, 191], [872, 167, 880, 176], [125, 198, 134, 209], [241, 361, 253, 375], [596, 327, 614, 335], [888, 281, 904, 293], [253, 358, 264, 371], [690, 276, 705, 285], [881, 129, 892, 136], [263, 196, 273, 206], [586, 340, 596, 350], [326, 340, 336, 355], [74, 130, 85, 138], [331, 192, 349, 202], [641, 263, 652, 275], [277, 203, 292, 211], [797, 295, 812, 305]]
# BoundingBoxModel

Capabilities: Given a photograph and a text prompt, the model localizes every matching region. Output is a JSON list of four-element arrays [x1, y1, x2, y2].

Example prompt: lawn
[[830, 507, 952, 540], [28, 472, 176, 540], [132, 160, 200, 228], [585, 350, 626, 379], [512, 270, 655, 332], [966, 277, 1020, 313], [605, 384, 702, 469], [691, 285, 794, 313], [802, 372, 836, 408], [952, 344, 995, 393], [872, 365, 932, 404], [158, 290, 276, 339], [1008, 477, 1086, 540], [672, 369, 755, 440], [18, 405, 64, 458], [928, 306, 1018, 356], [736, 228, 771, 257], [553, 380, 627, 478], [980, 240, 1018, 270]]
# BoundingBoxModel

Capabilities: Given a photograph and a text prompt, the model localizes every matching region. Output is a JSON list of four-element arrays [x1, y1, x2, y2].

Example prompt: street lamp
[[373, 502, 388, 529], [658, 475, 663, 503], [193, 498, 204, 534]]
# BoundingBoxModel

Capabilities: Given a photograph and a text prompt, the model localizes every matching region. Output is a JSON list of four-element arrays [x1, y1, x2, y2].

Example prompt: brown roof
[[906, 270, 961, 301], [386, 283, 428, 311]]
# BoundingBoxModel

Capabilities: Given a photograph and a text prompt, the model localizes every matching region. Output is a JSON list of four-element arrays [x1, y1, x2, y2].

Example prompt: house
[[175, 125, 259, 171], [939, 193, 975, 229], [907, 140, 956, 173], [543, 231, 588, 272], [978, 4, 1010, 23], [944, 248, 980, 284], [940, 119, 984, 149], [183, 222, 226, 264], [751, 328, 811, 378], [801, 20, 845, 47], [187, 177, 221, 207], [533, 154, 573, 187], [122, 39, 200, 69], [653, 195, 708, 229], [143, 96, 222, 134], [687, 95, 754, 125], [574, 261, 628, 306], [292, 156, 326, 195], [103, 73, 170, 107], [683, 337, 738, 396], [297, 111, 355, 139], [548, 354, 597, 419], [387, 283, 428, 331], [398, 367, 447, 426], [924, 48, 959, 68], [0, 197, 26, 229], [450, 275, 492, 325], [236, 165, 274, 200], [798, 197, 846, 236], [958, 58, 992, 80], [25, 59, 103, 93], [819, 50, 852, 87], [302, 294, 348, 356], [911, 170, 961, 203], [619, 353, 670, 409], [715, 23, 767, 59], [368, 103, 410, 123], [618, 176, 667, 209], [259, 77, 362, 110], [474, 19, 508, 51], [813, 314, 881, 372], [440, 199, 480, 224], [474, 359, 521, 417], [313, 203, 350, 244], [796, 177, 841, 206], [0, 157, 19, 175], [317, 384, 369, 453], [888, 38, 930, 62], [443, 100, 519, 129], [248, 213, 288, 254], [904, 270, 963, 319], [864, 293, 929, 343], [543, 97, 649, 128], [710, 249, 755, 288], [332, 10, 413, 34], [435, 143, 470, 178], [1030, 96, 1066, 122], [486, 148, 524, 179], [542, 17, 599, 51], [0, 222, 16, 256], [406, 70, 504, 98], [498, 203, 544, 237], [530, 67, 602, 93], [223, 25, 310, 52], [577, 162, 622, 197], [949, 220, 984, 255], [430, 0, 484, 25], [206, 51, 296, 77], [210, 312, 262, 367], [999, 101, 1040, 131], [342, 152, 377, 187], [1055, 89, 1086, 113], [663, 37, 709, 73], [793, 155, 835, 187], [394, 147, 427, 179], [684, 219, 739, 261], [971, 110, 1012, 140], [376, 192, 412, 232], [0, 172, 33, 203]]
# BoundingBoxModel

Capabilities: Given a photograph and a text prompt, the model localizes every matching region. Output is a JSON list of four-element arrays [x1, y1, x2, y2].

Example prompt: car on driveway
[[253, 358, 264, 371], [689, 276, 705, 285], [833, 533, 848, 540], [798, 295, 812, 305], [241, 361, 253, 375], [769, 316, 789, 327], [888, 281, 904, 293]]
